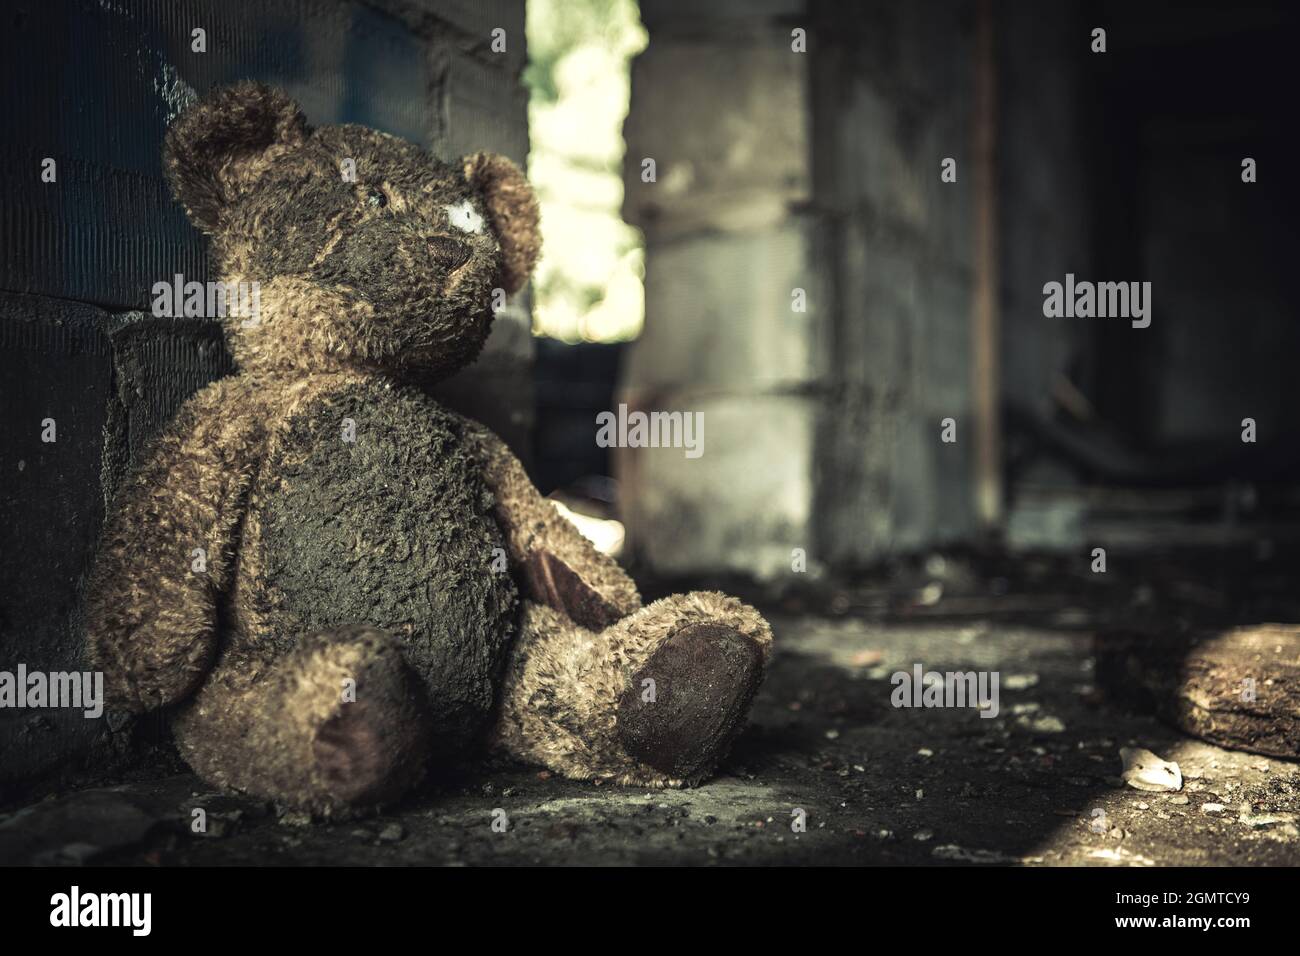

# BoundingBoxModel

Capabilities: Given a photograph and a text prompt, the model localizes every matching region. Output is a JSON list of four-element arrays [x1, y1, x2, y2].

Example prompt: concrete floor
[[5, 604, 1299, 866]]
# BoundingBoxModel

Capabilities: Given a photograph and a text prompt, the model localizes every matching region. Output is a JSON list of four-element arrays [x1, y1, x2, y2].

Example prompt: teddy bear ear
[[163, 82, 309, 235], [462, 152, 540, 295]]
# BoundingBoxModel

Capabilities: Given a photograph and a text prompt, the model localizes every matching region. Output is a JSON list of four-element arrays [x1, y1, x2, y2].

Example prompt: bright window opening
[[524, 0, 647, 343]]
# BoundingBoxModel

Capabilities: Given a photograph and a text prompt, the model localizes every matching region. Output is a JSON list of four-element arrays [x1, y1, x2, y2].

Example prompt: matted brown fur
[[84, 82, 774, 815], [493, 593, 772, 787]]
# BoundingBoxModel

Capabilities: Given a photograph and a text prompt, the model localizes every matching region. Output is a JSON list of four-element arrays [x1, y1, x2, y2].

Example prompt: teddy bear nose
[[428, 235, 471, 271]]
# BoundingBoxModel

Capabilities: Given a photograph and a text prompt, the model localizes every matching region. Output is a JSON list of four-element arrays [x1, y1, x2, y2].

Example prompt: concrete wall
[[619, 0, 985, 579], [997, 1, 1089, 427], [808, 0, 981, 565], [0, 0, 532, 792], [618, 0, 1093, 578]]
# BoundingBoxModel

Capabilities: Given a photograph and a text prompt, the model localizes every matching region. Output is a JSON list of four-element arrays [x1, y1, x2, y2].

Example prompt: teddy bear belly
[[250, 380, 518, 757]]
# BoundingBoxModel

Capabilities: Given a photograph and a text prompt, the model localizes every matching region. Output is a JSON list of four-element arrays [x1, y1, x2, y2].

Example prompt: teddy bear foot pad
[[616, 623, 764, 783]]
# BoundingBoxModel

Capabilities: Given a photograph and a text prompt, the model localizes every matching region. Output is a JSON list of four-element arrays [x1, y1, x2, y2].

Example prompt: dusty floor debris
[[4, 601, 1299, 866]]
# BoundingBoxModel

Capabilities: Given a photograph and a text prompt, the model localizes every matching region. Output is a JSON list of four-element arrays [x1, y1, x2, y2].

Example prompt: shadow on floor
[[5, 606, 1299, 865]]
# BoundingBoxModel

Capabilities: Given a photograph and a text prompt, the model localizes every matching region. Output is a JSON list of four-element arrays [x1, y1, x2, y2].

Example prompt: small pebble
[[1018, 715, 1066, 734], [1004, 674, 1039, 691]]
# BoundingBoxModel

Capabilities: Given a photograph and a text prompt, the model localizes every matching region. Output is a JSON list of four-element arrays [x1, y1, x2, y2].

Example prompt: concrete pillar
[[620, 0, 988, 579], [618, 0, 823, 581]]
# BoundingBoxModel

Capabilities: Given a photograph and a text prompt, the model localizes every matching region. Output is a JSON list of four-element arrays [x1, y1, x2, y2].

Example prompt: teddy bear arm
[[454, 416, 641, 629], [85, 381, 265, 712]]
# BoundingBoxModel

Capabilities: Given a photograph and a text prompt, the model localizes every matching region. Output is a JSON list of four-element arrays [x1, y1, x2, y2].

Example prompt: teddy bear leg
[[172, 626, 432, 816], [492, 592, 772, 786]]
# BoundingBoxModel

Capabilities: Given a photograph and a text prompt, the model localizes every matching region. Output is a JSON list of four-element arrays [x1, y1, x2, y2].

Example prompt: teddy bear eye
[[445, 199, 484, 235], [365, 186, 388, 208]]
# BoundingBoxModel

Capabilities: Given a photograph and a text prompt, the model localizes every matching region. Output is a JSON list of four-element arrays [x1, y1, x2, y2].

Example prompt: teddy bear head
[[163, 82, 539, 379]]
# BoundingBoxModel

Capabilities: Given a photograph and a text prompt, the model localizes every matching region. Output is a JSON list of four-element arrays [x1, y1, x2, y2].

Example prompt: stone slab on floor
[[4, 614, 1299, 866]]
